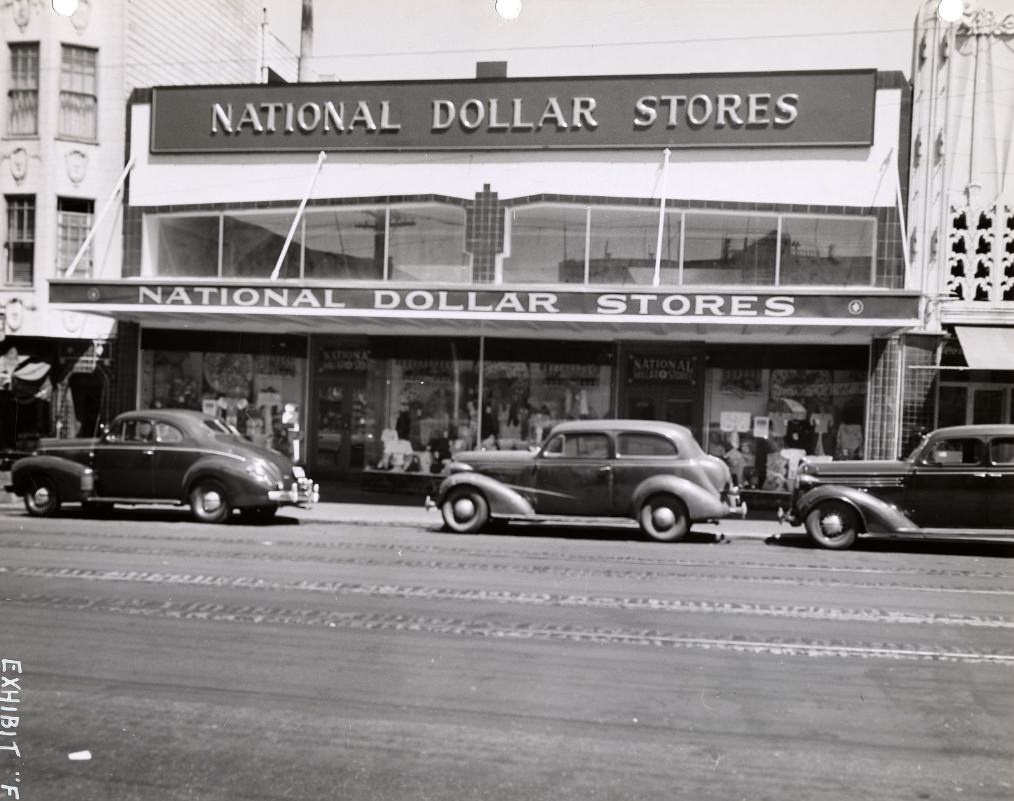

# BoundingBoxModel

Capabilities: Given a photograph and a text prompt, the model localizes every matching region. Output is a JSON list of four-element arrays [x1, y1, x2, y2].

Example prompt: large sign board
[[150, 70, 876, 153], [50, 282, 918, 324]]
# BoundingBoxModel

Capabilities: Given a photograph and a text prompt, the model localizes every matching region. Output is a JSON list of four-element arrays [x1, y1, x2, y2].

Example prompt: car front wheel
[[24, 477, 60, 517], [638, 493, 689, 542], [805, 500, 860, 550], [189, 479, 232, 524], [441, 486, 489, 534]]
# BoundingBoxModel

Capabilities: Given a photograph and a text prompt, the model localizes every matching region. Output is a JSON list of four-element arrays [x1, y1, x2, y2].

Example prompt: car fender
[[180, 456, 254, 503], [10, 455, 92, 503], [794, 484, 917, 533], [436, 471, 535, 518], [630, 474, 726, 520]]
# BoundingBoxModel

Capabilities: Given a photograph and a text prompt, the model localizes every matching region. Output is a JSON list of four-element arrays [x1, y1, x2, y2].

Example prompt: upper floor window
[[59, 45, 97, 141], [57, 197, 94, 276], [4, 195, 35, 285], [8, 43, 39, 136], [503, 203, 876, 288], [146, 203, 469, 282]]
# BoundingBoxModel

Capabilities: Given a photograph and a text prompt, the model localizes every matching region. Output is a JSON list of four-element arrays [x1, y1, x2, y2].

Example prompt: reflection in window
[[388, 205, 469, 283], [588, 208, 679, 285], [503, 205, 587, 283], [57, 197, 94, 276], [682, 212, 778, 285], [5, 195, 35, 285], [222, 211, 299, 279], [155, 216, 219, 277], [779, 217, 874, 285], [303, 208, 384, 280], [59, 45, 97, 141]]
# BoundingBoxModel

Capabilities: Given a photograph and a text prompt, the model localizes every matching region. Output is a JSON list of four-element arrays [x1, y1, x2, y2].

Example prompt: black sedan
[[5, 409, 319, 523], [782, 424, 1014, 549]]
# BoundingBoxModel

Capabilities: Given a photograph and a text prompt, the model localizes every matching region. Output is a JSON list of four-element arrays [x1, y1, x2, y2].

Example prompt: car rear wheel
[[638, 493, 689, 542], [805, 500, 860, 550], [24, 477, 60, 517], [441, 486, 490, 534], [189, 479, 232, 524]]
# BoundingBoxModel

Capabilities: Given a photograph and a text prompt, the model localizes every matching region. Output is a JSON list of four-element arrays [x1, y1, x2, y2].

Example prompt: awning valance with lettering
[[49, 280, 921, 344]]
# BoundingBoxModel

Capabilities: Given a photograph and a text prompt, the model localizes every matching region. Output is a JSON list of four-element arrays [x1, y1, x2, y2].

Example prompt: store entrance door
[[621, 346, 704, 442], [312, 344, 370, 476]]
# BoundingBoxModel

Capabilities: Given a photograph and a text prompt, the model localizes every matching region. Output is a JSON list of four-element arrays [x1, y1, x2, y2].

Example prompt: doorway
[[620, 345, 704, 441], [311, 342, 370, 476]]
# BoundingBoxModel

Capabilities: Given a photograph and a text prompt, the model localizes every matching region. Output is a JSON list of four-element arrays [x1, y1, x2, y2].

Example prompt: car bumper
[[724, 488, 748, 519], [267, 477, 320, 507]]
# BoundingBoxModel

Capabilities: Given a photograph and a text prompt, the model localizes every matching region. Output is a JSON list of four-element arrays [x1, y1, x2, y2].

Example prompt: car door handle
[[987, 472, 1002, 478], [143, 450, 155, 456], [598, 466, 612, 474]]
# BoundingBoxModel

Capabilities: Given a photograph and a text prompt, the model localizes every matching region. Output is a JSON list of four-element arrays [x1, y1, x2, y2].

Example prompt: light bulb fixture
[[52, 0, 79, 16], [936, 0, 964, 23], [495, 0, 522, 21]]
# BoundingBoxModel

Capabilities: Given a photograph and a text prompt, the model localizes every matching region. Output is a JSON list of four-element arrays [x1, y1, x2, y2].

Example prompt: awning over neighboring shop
[[954, 326, 1014, 371]]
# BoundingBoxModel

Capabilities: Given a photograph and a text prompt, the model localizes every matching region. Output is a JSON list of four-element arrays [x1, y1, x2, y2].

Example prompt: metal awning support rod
[[889, 147, 911, 280], [64, 156, 135, 278], [271, 150, 327, 280], [652, 148, 671, 287]]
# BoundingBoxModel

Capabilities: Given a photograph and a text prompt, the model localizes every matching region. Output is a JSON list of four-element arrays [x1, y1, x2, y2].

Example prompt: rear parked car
[[428, 419, 744, 541], [5, 409, 319, 523], [782, 424, 1014, 549]]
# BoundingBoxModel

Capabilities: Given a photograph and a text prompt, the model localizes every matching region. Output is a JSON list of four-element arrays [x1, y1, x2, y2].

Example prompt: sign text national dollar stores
[[134, 286, 796, 316]]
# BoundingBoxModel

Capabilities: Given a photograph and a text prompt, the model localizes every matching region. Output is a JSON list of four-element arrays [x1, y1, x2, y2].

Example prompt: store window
[[140, 331, 307, 460], [387, 204, 469, 283], [8, 43, 38, 136], [303, 208, 384, 280], [57, 197, 94, 276], [59, 45, 97, 141], [704, 347, 869, 494], [222, 211, 299, 279], [682, 212, 778, 285], [362, 338, 479, 475], [4, 195, 35, 285], [480, 339, 615, 450], [588, 207, 679, 285], [779, 216, 875, 285], [152, 215, 219, 277]]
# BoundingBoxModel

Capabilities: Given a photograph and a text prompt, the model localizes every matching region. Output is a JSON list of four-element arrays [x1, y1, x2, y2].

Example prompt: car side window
[[617, 433, 678, 457], [990, 438, 1014, 465], [122, 420, 154, 443], [155, 422, 183, 443], [542, 433, 610, 458], [924, 437, 984, 466]]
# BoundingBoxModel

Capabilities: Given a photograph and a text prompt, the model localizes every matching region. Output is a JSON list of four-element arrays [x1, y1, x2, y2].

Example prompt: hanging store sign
[[50, 282, 919, 323], [149, 70, 876, 153]]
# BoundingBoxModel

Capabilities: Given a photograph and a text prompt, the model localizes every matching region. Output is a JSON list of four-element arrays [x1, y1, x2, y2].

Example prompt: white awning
[[955, 326, 1014, 371]]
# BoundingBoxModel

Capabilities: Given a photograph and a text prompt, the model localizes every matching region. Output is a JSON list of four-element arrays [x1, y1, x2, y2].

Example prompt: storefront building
[[50, 67, 920, 495]]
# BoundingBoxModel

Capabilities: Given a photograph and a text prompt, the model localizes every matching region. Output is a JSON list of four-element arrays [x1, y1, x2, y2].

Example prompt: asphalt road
[[1, 509, 1013, 801]]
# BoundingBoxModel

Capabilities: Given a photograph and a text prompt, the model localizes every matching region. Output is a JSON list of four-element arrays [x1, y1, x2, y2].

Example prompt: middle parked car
[[428, 419, 744, 541]]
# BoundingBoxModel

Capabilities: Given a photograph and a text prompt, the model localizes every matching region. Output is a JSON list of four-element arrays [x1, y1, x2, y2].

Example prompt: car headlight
[[245, 459, 280, 486], [291, 465, 306, 478]]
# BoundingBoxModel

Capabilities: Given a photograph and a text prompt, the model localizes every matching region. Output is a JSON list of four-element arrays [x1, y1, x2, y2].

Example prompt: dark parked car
[[5, 409, 319, 523], [427, 419, 744, 541], [782, 424, 1014, 549]]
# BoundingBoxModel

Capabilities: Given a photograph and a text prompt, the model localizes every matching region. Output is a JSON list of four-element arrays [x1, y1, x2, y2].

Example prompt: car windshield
[[202, 419, 233, 435], [903, 435, 930, 462]]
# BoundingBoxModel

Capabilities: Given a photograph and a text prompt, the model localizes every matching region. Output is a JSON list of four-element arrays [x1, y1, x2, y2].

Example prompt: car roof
[[548, 419, 693, 437], [928, 424, 1014, 438]]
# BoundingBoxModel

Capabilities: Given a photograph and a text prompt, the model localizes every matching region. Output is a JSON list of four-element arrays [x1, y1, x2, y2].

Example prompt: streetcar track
[[1, 539, 1012, 594], [5, 590, 1013, 665], [5, 565, 1014, 628]]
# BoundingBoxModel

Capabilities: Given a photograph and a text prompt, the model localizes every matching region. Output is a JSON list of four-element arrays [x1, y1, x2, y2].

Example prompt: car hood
[[36, 437, 98, 453], [452, 450, 537, 468], [800, 459, 910, 478]]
